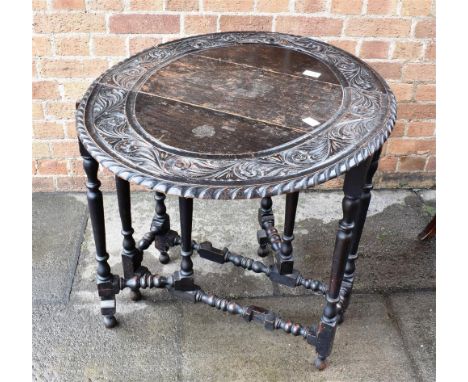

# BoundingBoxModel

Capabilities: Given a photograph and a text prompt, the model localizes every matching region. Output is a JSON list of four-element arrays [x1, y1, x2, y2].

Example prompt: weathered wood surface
[[134, 92, 305, 156], [197, 44, 340, 85], [139, 51, 343, 136]]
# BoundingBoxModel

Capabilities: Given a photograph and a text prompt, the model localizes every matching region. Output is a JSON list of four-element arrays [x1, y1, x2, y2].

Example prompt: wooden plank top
[[76, 32, 396, 199]]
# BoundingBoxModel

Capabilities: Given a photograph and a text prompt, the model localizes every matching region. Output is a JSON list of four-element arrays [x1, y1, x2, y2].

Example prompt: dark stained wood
[[418, 215, 436, 241], [139, 53, 343, 133], [78, 32, 396, 200], [134, 92, 304, 156], [195, 44, 340, 85]]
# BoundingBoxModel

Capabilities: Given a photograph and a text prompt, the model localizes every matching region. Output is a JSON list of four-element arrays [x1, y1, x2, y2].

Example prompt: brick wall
[[32, 0, 436, 192]]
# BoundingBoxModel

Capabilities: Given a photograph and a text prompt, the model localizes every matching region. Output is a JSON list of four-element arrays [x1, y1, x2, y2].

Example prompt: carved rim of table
[[76, 32, 397, 200]]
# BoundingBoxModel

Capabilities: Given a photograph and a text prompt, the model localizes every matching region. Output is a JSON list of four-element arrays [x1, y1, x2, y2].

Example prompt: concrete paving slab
[[277, 191, 436, 297], [416, 189, 436, 203], [76, 190, 434, 304], [33, 300, 182, 382], [32, 193, 87, 304], [178, 294, 417, 382], [33, 190, 436, 381], [389, 292, 436, 382], [74, 193, 275, 302]]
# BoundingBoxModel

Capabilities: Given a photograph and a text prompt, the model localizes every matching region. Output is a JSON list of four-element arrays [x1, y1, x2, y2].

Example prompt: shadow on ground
[[32, 189, 435, 382]]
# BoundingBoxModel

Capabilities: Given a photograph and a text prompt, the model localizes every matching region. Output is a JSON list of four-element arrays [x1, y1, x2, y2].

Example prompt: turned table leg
[[418, 215, 436, 241], [338, 149, 381, 324], [174, 197, 196, 291], [138, 192, 172, 264], [279, 191, 299, 274], [79, 140, 118, 329], [154, 192, 171, 264], [115, 175, 144, 301], [315, 158, 372, 369], [257, 197, 273, 257]]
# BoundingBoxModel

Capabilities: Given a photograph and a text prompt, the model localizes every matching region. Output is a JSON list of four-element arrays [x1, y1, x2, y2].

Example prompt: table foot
[[314, 355, 328, 370], [103, 315, 118, 329], [159, 251, 170, 264], [257, 242, 271, 258]]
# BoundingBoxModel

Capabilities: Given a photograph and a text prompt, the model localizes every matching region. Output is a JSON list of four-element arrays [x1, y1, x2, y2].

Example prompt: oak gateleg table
[[75, 32, 396, 370]]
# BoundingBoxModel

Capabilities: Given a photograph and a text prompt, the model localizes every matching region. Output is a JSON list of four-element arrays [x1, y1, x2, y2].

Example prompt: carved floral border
[[76, 32, 396, 199]]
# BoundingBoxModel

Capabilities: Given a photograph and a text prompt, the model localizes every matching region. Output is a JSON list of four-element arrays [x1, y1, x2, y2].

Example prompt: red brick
[[32, 177, 55, 192], [220, 16, 272, 32], [390, 83, 413, 102], [398, 103, 435, 120], [55, 36, 90, 56], [402, 63, 435, 81], [68, 159, 85, 176], [425, 42, 436, 61], [316, 176, 344, 190], [32, 142, 50, 158], [46, 102, 76, 120], [37, 160, 68, 175], [184, 15, 217, 35], [332, 0, 362, 14], [415, 84, 435, 101], [390, 120, 406, 136], [368, 61, 402, 80], [129, 37, 163, 55], [377, 156, 397, 172], [295, 0, 326, 12], [88, 0, 124, 10], [276, 17, 343, 36], [32, 103, 44, 120], [93, 35, 127, 56], [401, 0, 432, 16], [166, 0, 198, 10], [415, 19, 436, 38], [109, 14, 180, 34], [425, 156, 436, 171], [360, 41, 389, 59], [407, 121, 435, 137], [100, 167, 114, 177], [256, 0, 289, 12], [387, 138, 435, 155], [56, 176, 86, 192], [398, 156, 426, 171], [98, 176, 117, 191], [346, 18, 411, 37], [130, 183, 149, 192], [328, 40, 357, 54], [32, 81, 60, 100], [32, 36, 52, 56], [129, 0, 163, 10], [393, 42, 423, 60], [33, 121, 64, 139], [52, 0, 85, 9], [50, 141, 80, 158], [366, 0, 397, 15], [33, 14, 106, 33], [32, 0, 47, 10], [65, 122, 78, 139], [40, 59, 108, 78], [204, 0, 253, 11], [63, 81, 92, 101]]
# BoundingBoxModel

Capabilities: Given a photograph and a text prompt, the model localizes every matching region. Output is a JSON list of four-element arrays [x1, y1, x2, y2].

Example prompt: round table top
[[76, 32, 396, 200]]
